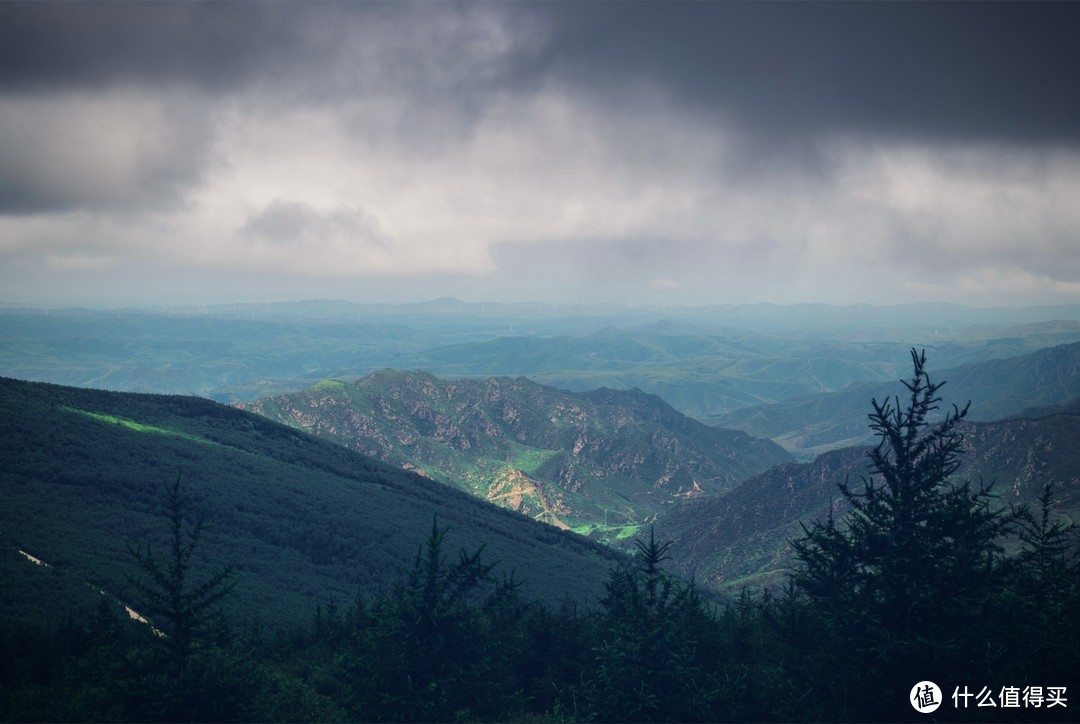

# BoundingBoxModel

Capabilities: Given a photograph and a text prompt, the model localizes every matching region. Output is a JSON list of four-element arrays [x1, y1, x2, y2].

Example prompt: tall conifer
[[791, 349, 1007, 718]]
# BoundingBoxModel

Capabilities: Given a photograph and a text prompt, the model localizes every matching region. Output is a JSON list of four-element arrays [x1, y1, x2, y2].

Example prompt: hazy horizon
[[6, 295, 1080, 320], [3, 3, 1080, 308]]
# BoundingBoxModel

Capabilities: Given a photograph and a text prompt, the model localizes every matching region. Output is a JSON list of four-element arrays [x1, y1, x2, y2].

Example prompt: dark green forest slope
[[0, 376, 621, 631], [239, 371, 791, 539]]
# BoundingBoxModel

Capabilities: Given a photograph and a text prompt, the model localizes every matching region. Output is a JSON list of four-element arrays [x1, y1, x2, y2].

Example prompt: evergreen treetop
[[791, 349, 1009, 715]]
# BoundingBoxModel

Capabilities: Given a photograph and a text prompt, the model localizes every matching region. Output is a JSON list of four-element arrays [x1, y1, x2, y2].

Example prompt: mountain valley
[[659, 405, 1080, 591], [238, 371, 792, 539], [716, 340, 1080, 458]]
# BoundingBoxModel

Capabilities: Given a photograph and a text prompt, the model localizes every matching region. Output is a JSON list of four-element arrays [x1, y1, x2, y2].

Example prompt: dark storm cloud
[[0, 2, 308, 94], [0, 2, 539, 102], [0, 2, 539, 214], [4, 2, 1077, 145], [0, 91, 214, 215], [531, 2, 1080, 147]]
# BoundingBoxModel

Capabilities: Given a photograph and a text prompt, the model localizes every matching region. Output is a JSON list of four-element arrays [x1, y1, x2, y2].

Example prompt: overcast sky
[[2, 2, 1079, 307]]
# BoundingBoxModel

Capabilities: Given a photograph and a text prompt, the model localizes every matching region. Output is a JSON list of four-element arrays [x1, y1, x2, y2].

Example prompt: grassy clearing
[[508, 443, 559, 475], [61, 407, 215, 445]]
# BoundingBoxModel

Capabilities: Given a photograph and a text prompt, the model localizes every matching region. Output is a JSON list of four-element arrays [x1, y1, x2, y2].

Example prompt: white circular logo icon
[[911, 681, 942, 713]]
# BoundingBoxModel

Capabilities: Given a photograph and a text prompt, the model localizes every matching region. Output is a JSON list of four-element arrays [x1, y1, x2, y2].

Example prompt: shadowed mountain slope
[[660, 409, 1080, 592], [0, 376, 622, 630]]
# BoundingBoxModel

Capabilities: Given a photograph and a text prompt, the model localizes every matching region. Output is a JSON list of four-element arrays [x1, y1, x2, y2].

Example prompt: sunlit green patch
[[61, 407, 215, 445], [451, 444, 558, 486], [613, 524, 645, 540], [570, 522, 644, 542]]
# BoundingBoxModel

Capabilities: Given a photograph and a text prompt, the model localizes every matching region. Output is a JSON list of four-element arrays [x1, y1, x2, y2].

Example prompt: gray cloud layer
[[6, 3, 1077, 142], [1, 2, 1079, 305]]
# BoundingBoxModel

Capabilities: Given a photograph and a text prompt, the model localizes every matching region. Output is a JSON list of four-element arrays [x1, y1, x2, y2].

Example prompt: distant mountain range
[[239, 371, 792, 539], [715, 341, 1080, 458], [661, 405, 1080, 592], [392, 319, 1080, 419], [4, 303, 1080, 419], [0, 376, 622, 630]]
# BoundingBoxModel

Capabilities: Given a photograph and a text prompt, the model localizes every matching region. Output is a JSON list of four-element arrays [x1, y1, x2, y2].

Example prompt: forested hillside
[[0, 376, 621, 632], [2, 355, 1077, 722]]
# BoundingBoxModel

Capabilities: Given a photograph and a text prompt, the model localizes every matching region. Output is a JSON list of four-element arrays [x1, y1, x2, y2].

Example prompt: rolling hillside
[[660, 409, 1080, 592], [0, 376, 623, 630], [239, 370, 793, 539], [715, 341, 1080, 458]]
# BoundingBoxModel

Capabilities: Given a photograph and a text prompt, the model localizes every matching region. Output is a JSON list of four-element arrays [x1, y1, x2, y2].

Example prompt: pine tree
[[587, 527, 718, 722], [126, 471, 238, 675], [329, 516, 529, 721], [791, 349, 1007, 718], [996, 482, 1080, 686], [1011, 481, 1077, 608]]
